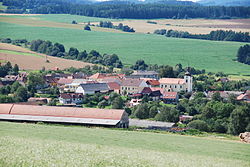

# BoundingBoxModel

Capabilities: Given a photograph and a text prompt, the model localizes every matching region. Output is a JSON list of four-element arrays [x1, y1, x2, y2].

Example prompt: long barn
[[0, 104, 129, 128]]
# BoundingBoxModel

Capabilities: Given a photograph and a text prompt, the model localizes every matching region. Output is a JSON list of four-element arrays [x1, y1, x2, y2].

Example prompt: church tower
[[184, 71, 192, 92]]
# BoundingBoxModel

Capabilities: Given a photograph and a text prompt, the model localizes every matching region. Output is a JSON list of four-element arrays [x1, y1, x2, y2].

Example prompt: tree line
[[0, 38, 123, 68], [99, 21, 135, 32], [237, 44, 250, 65], [2, 0, 250, 19], [131, 91, 250, 135], [154, 29, 250, 43]]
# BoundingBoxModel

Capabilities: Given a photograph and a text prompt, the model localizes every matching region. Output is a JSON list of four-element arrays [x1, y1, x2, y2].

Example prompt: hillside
[[0, 121, 249, 167], [0, 43, 93, 70], [0, 15, 249, 75]]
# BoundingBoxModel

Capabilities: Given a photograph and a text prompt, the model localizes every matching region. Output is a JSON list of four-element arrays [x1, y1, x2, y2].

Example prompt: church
[[159, 72, 193, 92]]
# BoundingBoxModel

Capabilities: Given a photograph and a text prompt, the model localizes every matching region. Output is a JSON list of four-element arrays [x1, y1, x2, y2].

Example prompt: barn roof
[[0, 104, 126, 125]]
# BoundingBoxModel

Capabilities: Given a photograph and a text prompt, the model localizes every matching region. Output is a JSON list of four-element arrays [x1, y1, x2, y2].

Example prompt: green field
[[0, 15, 250, 75], [0, 121, 249, 167], [0, 49, 43, 58]]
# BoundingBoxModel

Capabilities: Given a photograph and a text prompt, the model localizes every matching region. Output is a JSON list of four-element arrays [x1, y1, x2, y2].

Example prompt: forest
[[2, 0, 250, 19]]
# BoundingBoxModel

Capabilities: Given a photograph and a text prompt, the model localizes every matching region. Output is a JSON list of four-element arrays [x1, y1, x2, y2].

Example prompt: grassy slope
[[0, 16, 249, 75], [0, 121, 249, 167]]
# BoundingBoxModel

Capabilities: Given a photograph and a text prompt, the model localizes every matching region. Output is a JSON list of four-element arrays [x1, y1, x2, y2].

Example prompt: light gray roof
[[129, 119, 175, 128], [121, 78, 144, 87], [79, 83, 109, 92], [131, 70, 158, 76], [0, 114, 120, 125]]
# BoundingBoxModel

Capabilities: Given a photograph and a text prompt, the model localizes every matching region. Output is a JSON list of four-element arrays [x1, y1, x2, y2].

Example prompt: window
[[175, 85, 177, 88]]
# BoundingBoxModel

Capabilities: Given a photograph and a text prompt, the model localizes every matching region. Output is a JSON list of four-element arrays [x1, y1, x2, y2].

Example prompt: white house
[[159, 72, 192, 92], [75, 83, 110, 95]]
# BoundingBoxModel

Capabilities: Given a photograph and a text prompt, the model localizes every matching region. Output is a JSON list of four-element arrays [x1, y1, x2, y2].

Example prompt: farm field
[[0, 43, 93, 70], [111, 18, 250, 34], [2, 14, 249, 34], [0, 15, 250, 75], [0, 121, 249, 167]]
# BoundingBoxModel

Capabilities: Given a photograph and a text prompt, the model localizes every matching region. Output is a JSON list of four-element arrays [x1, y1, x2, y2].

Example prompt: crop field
[[0, 15, 250, 75], [0, 43, 93, 70], [111, 19, 250, 34], [0, 121, 249, 167]]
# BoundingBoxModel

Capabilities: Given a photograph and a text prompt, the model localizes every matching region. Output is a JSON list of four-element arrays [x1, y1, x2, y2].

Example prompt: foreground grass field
[[0, 121, 249, 167], [0, 15, 250, 75]]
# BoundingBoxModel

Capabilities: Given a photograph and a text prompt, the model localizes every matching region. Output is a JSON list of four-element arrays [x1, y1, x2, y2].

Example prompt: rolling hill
[[0, 121, 249, 167], [0, 14, 249, 75], [0, 43, 93, 70]]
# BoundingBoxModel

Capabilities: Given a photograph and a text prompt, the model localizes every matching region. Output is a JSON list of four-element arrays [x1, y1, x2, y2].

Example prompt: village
[[0, 67, 249, 132]]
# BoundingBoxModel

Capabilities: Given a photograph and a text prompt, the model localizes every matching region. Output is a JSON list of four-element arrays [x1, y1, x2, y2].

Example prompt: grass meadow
[[0, 121, 250, 167], [0, 15, 250, 75]]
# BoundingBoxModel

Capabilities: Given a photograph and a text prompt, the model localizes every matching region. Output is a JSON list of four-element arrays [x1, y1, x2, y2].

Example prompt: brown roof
[[159, 78, 185, 84], [0, 104, 125, 120], [89, 73, 106, 79], [121, 78, 144, 87], [146, 80, 160, 86], [57, 78, 73, 85], [107, 82, 120, 90]]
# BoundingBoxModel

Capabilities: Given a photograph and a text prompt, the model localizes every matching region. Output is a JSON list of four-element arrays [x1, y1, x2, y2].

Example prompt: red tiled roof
[[107, 82, 120, 90], [146, 80, 160, 86], [141, 87, 152, 94], [0, 104, 125, 120], [159, 78, 185, 84]]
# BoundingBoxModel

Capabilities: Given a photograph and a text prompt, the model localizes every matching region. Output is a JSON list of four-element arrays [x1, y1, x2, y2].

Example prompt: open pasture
[[0, 15, 250, 75], [0, 43, 93, 70], [0, 121, 249, 167]]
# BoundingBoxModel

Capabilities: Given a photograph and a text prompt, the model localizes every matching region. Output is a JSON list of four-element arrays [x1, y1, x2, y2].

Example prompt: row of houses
[[54, 71, 192, 105]]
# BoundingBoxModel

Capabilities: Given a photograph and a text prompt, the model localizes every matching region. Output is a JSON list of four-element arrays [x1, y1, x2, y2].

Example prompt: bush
[[84, 25, 91, 31], [188, 120, 209, 132]]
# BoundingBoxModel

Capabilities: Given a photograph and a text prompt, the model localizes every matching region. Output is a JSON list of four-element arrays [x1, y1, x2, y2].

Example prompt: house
[[179, 115, 193, 123], [72, 72, 86, 79], [205, 91, 244, 100], [140, 87, 164, 101], [130, 70, 159, 79], [107, 82, 121, 94], [57, 78, 73, 87], [28, 97, 51, 105], [162, 92, 179, 104], [217, 77, 229, 83], [63, 79, 90, 92], [145, 79, 160, 87], [120, 78, 148, 95], [0, 104, 129, 128], [237, 90, 250, 103], [75, 83, 110, 95], [89, 73, 124, 82], [59, 93, 83, 104], [159, 72, 192, 92]]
